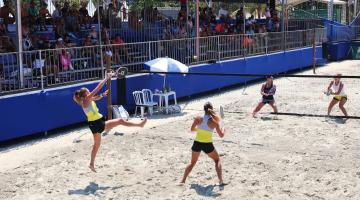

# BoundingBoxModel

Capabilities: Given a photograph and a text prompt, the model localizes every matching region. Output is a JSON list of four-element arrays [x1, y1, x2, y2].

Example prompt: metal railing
[[0, 28, 326, 96]]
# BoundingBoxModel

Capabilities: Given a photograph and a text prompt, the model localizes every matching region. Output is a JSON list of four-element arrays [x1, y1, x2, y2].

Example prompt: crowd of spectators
[[0, 1, 284, 53], [0, 0, 128, 54], [162, 4, 281, 40]]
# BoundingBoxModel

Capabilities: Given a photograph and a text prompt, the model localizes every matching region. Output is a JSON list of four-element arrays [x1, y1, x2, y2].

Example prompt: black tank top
[[263, 84, 275, 100]]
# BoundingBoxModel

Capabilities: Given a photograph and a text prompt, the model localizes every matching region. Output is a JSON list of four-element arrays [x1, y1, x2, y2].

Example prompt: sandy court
[[1, 60, 360, 200]]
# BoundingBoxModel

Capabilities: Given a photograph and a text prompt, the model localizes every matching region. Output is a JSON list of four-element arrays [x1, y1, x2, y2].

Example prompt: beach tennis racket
[[220, 106, 225, 129], [110, 67, 128, 79]]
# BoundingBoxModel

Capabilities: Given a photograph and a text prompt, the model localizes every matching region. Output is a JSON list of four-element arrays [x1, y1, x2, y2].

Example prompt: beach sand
[[1, 60, 360, 200]]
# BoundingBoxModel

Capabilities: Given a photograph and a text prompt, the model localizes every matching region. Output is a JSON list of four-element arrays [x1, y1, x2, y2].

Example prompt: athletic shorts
[[333, 96, 347, 101], [191, 141, 215, 154], [262, 98, 275, 104], [88, 117, 105, 134]]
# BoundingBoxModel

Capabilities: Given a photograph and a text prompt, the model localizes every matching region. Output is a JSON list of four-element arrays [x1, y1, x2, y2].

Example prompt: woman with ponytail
[[181, 102, 225, 185], [73, 73, 147, 172]]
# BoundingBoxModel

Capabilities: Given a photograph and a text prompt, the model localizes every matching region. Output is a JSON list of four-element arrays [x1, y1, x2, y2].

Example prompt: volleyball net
[[132, 70, 360, 119]]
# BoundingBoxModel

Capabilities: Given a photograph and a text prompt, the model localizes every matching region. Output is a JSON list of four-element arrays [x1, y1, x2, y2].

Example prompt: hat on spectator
[[57, 38, 63, 42]]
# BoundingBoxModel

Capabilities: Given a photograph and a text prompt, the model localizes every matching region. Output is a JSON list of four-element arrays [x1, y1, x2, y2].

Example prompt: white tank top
[[332, 81, 346, 96]]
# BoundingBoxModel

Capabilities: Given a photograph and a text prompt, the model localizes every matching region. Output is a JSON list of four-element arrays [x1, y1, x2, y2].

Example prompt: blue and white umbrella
[[144, 57, 189, 88]]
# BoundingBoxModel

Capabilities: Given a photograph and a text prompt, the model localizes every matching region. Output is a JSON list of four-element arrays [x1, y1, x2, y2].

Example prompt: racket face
[[116, 67, 128, 79], [220, 106, 225, 119]]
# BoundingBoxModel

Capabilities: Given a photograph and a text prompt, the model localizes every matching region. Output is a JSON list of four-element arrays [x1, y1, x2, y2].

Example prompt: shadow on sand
[[68, 182, 122, 196], [190, 183, 223, 197]]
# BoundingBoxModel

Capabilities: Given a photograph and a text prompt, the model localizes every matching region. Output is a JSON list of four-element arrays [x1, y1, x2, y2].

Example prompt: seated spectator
[[64, 34, 77, 47], [179, 24, 188, 38], [83, 35, 92, 46], [215, 23, 224, 35], [89, 26, 98, 45], [39, 2, 51, 31], [259, 24, 267, 34], [55, 38, 66, 49], [272, 13, 280, 32], [32, 52, 46, 77], [246, 26, 255, 36], [79, 2, 91, 29], [0, 36, 15, 53], [59, 49, 72, 71], [0, 0, 15, 32], [28, 1, 38, 31], [32, 52, 59, 81], [112, 35, 130, 63], [242, 35, 253, 48]]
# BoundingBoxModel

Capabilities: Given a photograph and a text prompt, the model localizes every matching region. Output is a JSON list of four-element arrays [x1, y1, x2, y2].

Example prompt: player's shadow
[[68, 182, 122, 196], [190, 184, 222, 197]]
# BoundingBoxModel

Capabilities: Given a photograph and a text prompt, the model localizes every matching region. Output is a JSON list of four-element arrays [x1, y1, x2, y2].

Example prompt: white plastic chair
[[133, 91, 145, 118], [141, 89, 158, 115]]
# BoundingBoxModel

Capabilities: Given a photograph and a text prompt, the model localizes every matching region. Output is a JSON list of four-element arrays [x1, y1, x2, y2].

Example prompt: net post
[[105, 51, 112, 120], [312, 28, 316, 74], [39, 50, 44, 90]]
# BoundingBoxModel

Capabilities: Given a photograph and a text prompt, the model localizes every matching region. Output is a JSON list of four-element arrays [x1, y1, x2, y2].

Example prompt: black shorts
[[262, 98, 275, 104], [191, 141, 215, 154], [88, 117, 105, 134]]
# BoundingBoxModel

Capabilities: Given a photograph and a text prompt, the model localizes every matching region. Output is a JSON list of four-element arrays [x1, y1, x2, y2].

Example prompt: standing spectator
[[89, 26, 98, 45], [65, 8, 80, 32], [28, 1, 38, 31], [52, 2, 62, 26], [101, 26, 110, 44], [218, 5, 228, 17], [21, 2, 30, 26], [0, 0, 15, 32], [264, 7, 271, 19], [79, 2, 91, 29], [54, 18, 66, 39], [39, 2, 51, 31], [61, 1, 70, 17]]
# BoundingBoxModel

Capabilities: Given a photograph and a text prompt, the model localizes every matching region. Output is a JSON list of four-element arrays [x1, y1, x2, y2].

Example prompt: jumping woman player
[[326, 74, 348, 117], [73, 73, 147, 172], [252, 76, 278, 117], [181, 102, 225, 185]]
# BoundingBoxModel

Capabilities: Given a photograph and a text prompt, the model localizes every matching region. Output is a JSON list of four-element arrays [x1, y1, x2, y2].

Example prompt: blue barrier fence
[[0, 46, 322, 142]]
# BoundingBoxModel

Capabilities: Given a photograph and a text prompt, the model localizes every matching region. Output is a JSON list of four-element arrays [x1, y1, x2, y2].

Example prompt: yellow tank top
[[195, 115, 213, 143], [83, 101, 103, 122]]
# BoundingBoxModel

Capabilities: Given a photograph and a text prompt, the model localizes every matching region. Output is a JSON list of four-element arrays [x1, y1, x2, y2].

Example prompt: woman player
[[326, 74, 348, 117], [181, 102, 225, 185], [252, 76, 278, 117], [73, 73, 147, 172]]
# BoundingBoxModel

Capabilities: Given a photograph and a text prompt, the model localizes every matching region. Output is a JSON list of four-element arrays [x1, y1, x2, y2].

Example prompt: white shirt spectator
[[33, 59, 45, 69], [218, 7, 228, 17]]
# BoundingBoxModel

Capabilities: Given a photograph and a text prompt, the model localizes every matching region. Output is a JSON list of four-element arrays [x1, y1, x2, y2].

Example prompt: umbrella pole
[[163, 75, 166, 90]]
